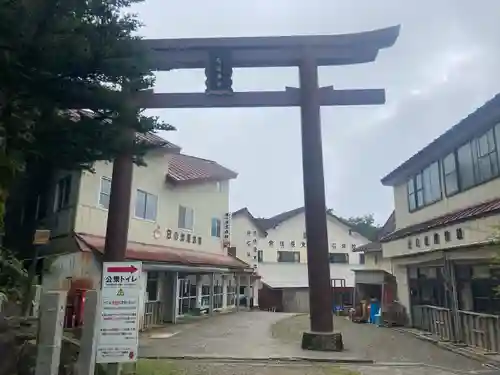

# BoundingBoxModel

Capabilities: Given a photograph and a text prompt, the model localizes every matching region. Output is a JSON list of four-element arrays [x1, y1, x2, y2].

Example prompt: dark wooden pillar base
[[301, 331, 344, 352]]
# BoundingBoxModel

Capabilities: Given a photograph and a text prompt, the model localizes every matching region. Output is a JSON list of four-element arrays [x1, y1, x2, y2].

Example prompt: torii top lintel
[[142, 25, 400, 70]]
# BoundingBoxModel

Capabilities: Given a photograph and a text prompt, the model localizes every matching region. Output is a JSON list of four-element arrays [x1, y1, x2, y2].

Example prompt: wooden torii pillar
[[104, 25, 400, 352]]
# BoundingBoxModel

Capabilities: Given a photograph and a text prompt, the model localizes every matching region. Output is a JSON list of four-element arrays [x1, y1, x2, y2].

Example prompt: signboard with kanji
[[96, 261, 142, 363]]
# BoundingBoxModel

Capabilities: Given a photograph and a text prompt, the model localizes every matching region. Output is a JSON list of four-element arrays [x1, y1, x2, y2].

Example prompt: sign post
[[96, 261, 142, 364]]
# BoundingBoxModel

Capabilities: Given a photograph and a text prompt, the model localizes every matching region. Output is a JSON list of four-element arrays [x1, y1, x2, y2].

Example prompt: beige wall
[[393, 175, 500, 229], [73, 152, 231, 254], [231, 215, 260, 268], [363, 252, 393, 274], [42, 250, 100, 291], [382, 214, 500, 258]]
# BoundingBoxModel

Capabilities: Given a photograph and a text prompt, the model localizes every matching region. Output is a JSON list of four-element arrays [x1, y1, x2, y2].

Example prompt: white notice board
[[96, 261, 142, 363]]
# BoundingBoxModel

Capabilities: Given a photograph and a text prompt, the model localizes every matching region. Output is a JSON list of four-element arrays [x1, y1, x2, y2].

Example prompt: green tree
[[343, 214, 380, 241], [0, 0, 174, 300]]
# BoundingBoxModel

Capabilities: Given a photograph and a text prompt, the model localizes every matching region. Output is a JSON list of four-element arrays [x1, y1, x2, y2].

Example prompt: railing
[[412, 305, 500, 352], [412, 305, 455, 342], [142, 301, 163, 331], [458, 310, 500, 352]]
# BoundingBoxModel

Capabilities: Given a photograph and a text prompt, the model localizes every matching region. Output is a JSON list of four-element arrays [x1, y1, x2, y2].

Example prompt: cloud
[[133, 0, 500, 222]]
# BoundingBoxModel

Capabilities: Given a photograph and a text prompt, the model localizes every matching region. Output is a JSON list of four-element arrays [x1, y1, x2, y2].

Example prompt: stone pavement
[[139, 311, 493, 373]]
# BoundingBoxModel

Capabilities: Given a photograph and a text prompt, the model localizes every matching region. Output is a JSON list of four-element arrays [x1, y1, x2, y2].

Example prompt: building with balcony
[[230, 207, 370, 312], [22, 134, 256, 329], [376, 94, 500, 351]]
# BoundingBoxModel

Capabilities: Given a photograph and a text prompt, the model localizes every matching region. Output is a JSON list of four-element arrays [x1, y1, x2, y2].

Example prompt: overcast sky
[[132, 0, 500, 224]]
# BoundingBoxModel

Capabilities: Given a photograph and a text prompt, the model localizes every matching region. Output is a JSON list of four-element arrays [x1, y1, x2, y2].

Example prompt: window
[[257, 250, 263, 262], [268, 240, 274, 247], [178, 205, 194, 230], [457, 142, 475, 189], [54, 175, 72, 211], [475, 129, 498, 183], [329, 253, 349, 264], [424, 236, 430, 246], [444, 231, 451, 242], [407, 238, 412, 249], [433, 233, 440, 244], [407, 179, 416, 211], [135, 190, 158, 221], [211, 218, 221, 237], [99, 177, 111, 209], [443, 153, 458, 196], [277, 251, 300, 263], [456, 228, 464, 240], [423, 162, 442, 204], [146, 271, 159, 301], [407, 162, 441, 211], [415, 238, 421, 247], [359, 253, 365, 264]]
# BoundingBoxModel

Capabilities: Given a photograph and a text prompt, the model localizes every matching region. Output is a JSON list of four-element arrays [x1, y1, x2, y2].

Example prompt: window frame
[[277, 250, 300, 263], [442, 152, 459, 197], [134, 189, 158, 221], [328, 253, 349, 264], [98, 176, 112, 210], [211, 218, 221, 238], [407, 125, 500, 212], [178, 205, 195, 231], [54, 175, 72, 212], [407, 162, 442, 212]]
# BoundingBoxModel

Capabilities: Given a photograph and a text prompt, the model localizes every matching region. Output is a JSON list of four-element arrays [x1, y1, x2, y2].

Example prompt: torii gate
[[104, 25, 400, 352]]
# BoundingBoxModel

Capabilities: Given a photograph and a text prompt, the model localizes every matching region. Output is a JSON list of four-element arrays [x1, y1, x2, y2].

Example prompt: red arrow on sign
[[107, 265, 138, 273]]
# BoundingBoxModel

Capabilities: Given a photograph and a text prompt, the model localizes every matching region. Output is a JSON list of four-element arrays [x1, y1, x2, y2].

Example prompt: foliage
[[0, 0, 175, 298], [0, 247, 27, 301], [341, 213, 380, 241]]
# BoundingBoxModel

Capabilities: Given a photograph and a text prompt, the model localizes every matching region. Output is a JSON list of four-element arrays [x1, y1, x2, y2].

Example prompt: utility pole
[[102, 85, 137, 375]]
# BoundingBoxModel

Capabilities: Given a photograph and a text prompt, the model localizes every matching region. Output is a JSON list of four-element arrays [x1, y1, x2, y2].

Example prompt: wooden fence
[[412, 305, 500, 352], [142, 301, 163, 331]]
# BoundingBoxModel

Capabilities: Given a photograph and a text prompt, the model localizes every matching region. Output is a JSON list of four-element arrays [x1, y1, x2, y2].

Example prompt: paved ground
[[271, 314, 487, 372], [139, 311, 491, 373], [138, 359, 500, 375]]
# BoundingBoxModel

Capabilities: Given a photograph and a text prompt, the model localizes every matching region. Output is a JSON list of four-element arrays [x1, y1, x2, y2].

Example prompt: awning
[[75, 233, 252, 271], [353, 269, 392, 285]]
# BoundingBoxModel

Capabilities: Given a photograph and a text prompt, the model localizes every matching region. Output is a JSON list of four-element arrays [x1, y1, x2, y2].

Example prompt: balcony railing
[[412, 305, 500, 352]]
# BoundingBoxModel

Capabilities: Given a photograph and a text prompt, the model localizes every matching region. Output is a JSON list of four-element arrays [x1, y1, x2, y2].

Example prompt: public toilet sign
[[96, 261, 142, 363]]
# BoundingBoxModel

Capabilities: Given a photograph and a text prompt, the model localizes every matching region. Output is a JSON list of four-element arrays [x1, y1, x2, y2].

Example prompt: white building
[[231, 207, 370, 312], [27, 134, 256, 329], [356, 94, 500, 351]]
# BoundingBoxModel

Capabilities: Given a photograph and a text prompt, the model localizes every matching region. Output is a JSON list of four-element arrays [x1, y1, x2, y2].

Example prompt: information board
[[96, 261, 142, 363]]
